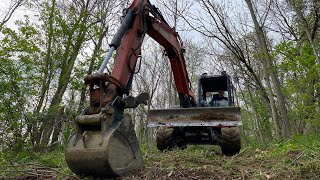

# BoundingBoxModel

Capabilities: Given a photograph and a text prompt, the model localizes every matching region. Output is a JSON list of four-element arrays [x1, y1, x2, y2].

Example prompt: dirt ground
[[121, 147, 319, 180], [2, 146, 320, 180]]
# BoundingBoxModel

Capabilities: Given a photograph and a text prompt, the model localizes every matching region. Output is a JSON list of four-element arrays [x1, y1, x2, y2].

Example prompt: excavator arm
[[146, 8, 196, 107], [90, 0, 195, 112], [115, 0, 195, 106]]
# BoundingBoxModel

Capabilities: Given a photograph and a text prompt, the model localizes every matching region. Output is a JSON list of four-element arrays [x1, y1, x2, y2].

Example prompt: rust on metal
[[84, 73, 109, 85], [191, 110, 238, 121], [148, 106, 241, 127]]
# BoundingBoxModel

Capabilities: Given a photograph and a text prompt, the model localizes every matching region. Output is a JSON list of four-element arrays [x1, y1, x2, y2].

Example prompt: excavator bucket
[[148, 106, 241, 127], [65, 107, 144, 177]]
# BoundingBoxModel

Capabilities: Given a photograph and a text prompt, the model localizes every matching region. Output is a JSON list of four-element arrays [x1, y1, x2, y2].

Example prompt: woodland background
[[0, 0, 319, 177]]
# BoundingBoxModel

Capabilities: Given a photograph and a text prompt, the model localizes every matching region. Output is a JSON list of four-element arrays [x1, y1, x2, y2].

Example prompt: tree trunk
[[31, 0, 56, 147], [290, 1, 320, 64], [40, 8, 89, 147], [233, 77, 249, 146], [289, 0, 320, 115], [233, 56, 280, 139], [50, 106, 64, 147], [247, 84, 266, 146], [77, 27, 108, 113], [245, 0, 291, 138], [35, 0, 55, 114]]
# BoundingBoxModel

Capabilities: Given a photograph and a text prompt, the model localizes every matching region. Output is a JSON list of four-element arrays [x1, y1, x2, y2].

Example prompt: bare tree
[[156, 0, 193, 106], [288, 0, 320, 63], [181, 0, 283, 140], [245, 0, 291, 138], [132, 42, 166, 142], [0, 0, 26, 29]]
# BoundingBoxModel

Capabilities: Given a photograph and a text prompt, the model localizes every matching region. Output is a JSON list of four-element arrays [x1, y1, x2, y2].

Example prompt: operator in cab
[[210, 90, 228, 107], [212, 90, 228, 101]]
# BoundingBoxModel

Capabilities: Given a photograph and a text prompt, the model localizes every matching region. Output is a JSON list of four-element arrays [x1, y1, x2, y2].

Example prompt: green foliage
[[0, 17, 44, 150], [269, 134, 320, 156], [274, 41, 320, 134], [0, 0, 117, 151]]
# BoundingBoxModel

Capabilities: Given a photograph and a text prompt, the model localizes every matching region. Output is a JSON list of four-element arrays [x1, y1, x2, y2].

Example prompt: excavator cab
[[198, 72, 235, 107]]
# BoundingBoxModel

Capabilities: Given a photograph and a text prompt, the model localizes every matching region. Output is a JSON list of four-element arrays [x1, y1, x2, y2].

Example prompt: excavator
[[65, 0, 241, 178]]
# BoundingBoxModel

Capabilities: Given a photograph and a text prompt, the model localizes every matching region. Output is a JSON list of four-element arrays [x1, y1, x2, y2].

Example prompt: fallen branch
[[290, 152, 304, 165], [232, 147, 249, 159], [2, 162, 79, 179]]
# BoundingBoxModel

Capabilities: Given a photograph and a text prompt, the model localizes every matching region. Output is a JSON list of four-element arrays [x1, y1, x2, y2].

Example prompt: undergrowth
[[0, 146, 73, 179], [139, 134, 320, 179], [0, 134, 319, 179]]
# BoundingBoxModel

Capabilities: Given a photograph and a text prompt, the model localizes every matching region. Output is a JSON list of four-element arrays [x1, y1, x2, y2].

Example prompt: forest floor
[[123, 143, 320, 180], [1, 134, 320, 179]]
